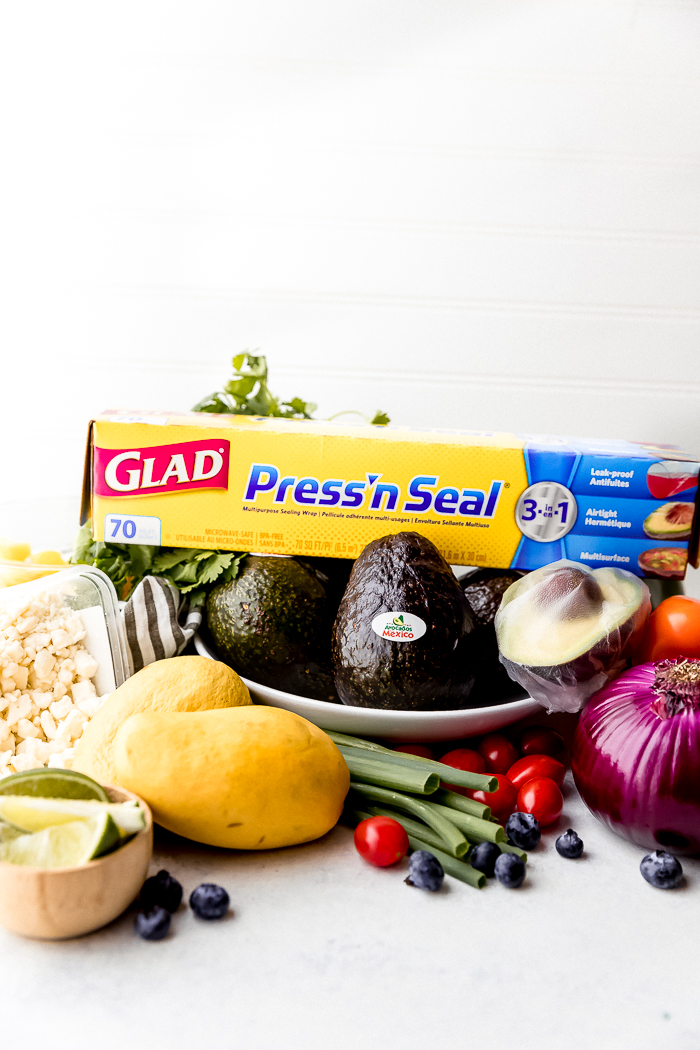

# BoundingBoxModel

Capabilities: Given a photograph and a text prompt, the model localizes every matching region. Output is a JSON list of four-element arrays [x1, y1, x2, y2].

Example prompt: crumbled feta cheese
[[10, 753, 44, 773], [51, 629, 72, 650], [76, 693, 108, 718], [49, 696, 73, 721], [62, 708, 87, 740], [71, 679, 96, 705], [0, 589, 104, 773], [11, 665, 29, 691], [73, 649, 98, 679], [16, 717, 40, 740], [33, 649, 55, 680], [48, 747, 75, 770], [40, 709, 57, 739]]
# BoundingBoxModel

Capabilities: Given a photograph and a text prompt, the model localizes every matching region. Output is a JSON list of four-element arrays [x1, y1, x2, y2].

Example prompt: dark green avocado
[[461, 568, 527, 705], [332, 532, 477, 711], [205, 555, 339, 701]]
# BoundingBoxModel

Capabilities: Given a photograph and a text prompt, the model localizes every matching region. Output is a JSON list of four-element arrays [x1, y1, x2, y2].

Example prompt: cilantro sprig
[[71, 522, 243, 605], [192, 352, 389, 426]]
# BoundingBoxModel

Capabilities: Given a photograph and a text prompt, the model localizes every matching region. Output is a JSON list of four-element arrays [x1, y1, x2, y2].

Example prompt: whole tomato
[[517, 777, 563, 827], [394, 744, 434, 760], [640, 595, 700, 662], [518, 726, 566, 762], [477, 733, 519, 775], [468, 773, 517, 821], [507, 754, 566, 791], [354, 816, 409, 867], [440, 748, 486, 797]]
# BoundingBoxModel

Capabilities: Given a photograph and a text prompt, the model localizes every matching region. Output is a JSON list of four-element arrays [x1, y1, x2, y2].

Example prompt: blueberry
[[140, 869, 183, 913], [470, 841, 501, 878], [134, 906, 171, 941], [506, 812, 541, 851], [556, 829, 584, 859], [405, 850, 444, 892], [494, 852, 526, 888], [640, 850, 683, 890], [189, 883, 230, 919]]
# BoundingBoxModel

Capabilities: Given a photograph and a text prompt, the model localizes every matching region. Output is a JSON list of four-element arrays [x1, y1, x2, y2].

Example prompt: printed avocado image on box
[[82, 412, 700, 579]]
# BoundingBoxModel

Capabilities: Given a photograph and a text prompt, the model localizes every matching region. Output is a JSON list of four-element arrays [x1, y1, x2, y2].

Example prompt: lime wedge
[[0, 796, 145, 836], [0, 812, 120, 867], [0, 768, 110, 802], [0, 822, 26, 844]]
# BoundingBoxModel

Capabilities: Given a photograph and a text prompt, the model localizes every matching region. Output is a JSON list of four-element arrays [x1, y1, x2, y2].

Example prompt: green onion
[[407, 836, 486, 889], [347, 808, 482, 886], [327, 731, 389, 755], [424, 801, 505, 844], [327, 731, 497, 792], [357, 804, 469, 860], [499, 841, 528, 862], [432, 787, 491, 821], [349, 783, 469, 858], [338, 748, 439, 795]]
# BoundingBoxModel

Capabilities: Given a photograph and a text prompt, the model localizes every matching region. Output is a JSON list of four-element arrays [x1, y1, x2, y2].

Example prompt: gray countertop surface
[[2, 770, 699, 1050]]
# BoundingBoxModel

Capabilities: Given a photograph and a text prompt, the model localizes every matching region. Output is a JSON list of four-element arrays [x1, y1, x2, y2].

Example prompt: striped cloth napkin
[[122, 576, 202, 675]]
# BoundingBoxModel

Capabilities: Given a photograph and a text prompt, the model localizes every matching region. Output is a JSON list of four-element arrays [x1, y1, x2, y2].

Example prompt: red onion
[[571, 659, 700, 855]]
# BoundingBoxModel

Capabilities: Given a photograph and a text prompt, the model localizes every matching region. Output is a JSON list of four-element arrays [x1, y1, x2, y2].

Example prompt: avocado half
[[495, 559, 650, 713], [643, 501, 694, 541]]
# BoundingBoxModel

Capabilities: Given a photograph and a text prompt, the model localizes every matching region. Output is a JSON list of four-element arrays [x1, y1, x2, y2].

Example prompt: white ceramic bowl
[[193, 633, 540, 742]]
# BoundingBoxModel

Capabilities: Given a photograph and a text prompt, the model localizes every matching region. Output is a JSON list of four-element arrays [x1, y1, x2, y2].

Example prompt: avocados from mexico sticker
[[371, 611, 427, 642]]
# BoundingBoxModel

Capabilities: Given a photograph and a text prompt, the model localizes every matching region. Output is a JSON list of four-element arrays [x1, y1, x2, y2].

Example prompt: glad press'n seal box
[[81, 412, 700, 579]]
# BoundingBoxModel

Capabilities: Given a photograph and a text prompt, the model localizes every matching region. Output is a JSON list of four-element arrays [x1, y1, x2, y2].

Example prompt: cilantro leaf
[[73, 524, 245, 603], [370, 410, 390, 426], [193, 353, 389, 425]]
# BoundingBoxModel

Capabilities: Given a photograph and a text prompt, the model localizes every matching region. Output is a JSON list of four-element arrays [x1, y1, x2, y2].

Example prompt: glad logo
[[370, 611, 427, 642], [94, 439, 230, 497]]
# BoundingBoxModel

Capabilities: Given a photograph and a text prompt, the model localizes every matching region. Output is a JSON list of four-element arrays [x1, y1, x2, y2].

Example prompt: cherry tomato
[[641, 595, 700, 662], [468, 773, 517, 821], [477, 733, 519, 775], [517, 777, 563, 827], [354, 816, 409, 867], [518, 726, 566, 762], [439, 748, 486, 796], [393, 743, 434, 760], [507, 754, 566, 791]]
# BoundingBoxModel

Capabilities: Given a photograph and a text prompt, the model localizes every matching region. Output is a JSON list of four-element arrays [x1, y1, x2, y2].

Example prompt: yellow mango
[[26, 550, 67, 565], [0, 565, 39, 588], [73, 656, 251, 786], [114, 706, 350, 849], [0, 538, 31, 562]]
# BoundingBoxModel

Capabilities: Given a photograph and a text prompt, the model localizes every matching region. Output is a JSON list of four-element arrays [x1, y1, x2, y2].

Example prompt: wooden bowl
[[0, 785, 153, 940]]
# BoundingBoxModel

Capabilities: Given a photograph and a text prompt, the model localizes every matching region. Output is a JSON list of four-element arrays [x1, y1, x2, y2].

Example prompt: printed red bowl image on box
[[646, 461, 699, 500], [638, 547, 688, 579]]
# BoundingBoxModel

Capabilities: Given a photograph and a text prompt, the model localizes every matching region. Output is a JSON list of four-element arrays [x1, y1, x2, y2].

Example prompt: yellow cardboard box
[[82, 411, 700, 577]]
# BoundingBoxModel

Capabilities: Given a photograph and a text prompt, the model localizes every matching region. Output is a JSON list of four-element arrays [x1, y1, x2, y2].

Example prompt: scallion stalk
[[432, 787, 491, 821], [499, 841, 528, 862], [407, 836, 486, 889], [357, 804, 469, 860], [423, 801, 505, 844], [338, 748, 439, 794], [349, 783, 469, 858], [328, 731, 497, 792]]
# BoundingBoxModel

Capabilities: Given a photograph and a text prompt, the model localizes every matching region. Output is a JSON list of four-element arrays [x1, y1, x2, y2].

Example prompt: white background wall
[[2, 0, 700, 558]]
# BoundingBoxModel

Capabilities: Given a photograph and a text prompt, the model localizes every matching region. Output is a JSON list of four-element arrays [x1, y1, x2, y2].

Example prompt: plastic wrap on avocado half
[[495, 559, 651, 714]]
